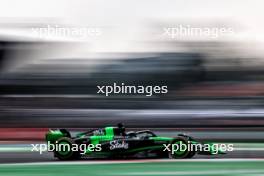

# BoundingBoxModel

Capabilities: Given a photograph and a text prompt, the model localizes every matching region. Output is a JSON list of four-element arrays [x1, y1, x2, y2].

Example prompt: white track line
[[1, 159, 264, 166], [234, 148, 264, 151], [119, 170, 264, 176]]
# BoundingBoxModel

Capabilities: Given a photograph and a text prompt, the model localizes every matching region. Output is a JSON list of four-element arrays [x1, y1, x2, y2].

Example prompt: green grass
[[0, 160, 264, 176]]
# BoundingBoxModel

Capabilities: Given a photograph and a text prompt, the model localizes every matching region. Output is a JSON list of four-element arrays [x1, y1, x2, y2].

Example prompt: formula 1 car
[[46, 124, 225, 160]]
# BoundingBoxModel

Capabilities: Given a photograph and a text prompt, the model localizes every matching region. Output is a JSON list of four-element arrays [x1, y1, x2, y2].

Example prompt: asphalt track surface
[[0, 143, 264, 176], [1, 159, 264, 176], [1, 142, 264, 163], [1, 151, 264, 176], [0, 150, 264, 164]]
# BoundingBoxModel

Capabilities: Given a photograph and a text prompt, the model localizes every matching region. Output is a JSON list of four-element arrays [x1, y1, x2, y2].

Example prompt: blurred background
[[0, 0, 264, 163]]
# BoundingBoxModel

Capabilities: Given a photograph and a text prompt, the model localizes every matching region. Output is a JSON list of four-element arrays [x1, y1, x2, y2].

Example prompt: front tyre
[[54, 137, 80, 160], [169, 136, 191, 159]]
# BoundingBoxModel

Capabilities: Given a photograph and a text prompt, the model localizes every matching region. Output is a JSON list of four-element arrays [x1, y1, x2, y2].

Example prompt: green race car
[[45, 124, 225, 160]]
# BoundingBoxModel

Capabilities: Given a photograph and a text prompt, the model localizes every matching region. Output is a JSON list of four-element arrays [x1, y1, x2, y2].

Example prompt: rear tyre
[[186, 150, 196, 158], [169, 136, 191, 159], [54, 137, 80, 160]]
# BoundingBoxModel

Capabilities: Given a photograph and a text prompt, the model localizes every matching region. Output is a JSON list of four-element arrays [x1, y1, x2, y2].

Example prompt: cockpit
[[75, 123, 157, 139], [126, 130, 157, 139]]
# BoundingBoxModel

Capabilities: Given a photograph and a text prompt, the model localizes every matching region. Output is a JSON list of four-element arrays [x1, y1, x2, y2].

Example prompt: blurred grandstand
[[0, 39, 264, 137], [0, 18, 264, 145]]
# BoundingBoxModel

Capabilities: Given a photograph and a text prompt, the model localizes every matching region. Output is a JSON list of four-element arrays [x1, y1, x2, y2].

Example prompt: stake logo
[[110, 140, 129, 150]]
